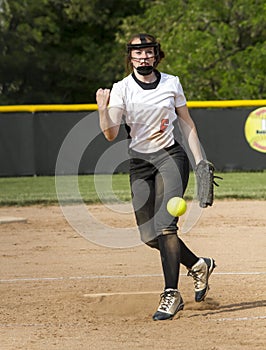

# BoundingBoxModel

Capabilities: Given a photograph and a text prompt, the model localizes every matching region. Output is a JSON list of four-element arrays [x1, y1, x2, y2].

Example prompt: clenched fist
[[96, 88, 110, 111]]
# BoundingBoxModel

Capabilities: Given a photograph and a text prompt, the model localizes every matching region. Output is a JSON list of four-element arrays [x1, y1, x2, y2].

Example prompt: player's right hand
[[96, 88, 110, 111]]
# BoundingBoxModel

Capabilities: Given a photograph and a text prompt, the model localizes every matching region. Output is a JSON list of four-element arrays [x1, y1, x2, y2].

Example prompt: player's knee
[[145, 238, 159, 250], [161, 228, 178, 236]]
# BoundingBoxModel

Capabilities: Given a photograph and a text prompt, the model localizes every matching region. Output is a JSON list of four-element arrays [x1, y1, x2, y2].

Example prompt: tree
[[0, 0, 146, 104], [1, 0, 265, 103], [118, 0, 266, 100]]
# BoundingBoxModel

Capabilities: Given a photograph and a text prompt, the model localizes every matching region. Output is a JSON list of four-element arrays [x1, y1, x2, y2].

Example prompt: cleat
[[187, 257, 216, 302], [152, 288, 184, 321]]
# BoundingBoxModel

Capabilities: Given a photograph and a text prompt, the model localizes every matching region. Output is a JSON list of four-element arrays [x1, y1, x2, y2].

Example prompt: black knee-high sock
[[178, 238, 198, 268], [158, 234, 180, 290], [146, 236, 199, 271]]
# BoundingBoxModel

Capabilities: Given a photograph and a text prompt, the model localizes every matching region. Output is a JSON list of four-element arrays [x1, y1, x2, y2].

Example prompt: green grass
[[0, 171, 265, 206]]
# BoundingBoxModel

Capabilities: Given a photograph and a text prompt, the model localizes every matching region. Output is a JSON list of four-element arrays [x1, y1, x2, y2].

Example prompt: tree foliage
[[0, 0, 145, 104], [118, 0, 266, 100], [0, 0, 265, 104]]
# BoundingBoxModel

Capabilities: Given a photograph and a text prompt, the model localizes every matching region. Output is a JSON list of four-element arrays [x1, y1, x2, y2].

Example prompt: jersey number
[[160, 118, 169, 132]]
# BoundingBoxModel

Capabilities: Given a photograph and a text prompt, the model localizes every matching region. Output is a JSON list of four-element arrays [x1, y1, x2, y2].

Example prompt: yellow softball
[[167, 197, 187, 217]]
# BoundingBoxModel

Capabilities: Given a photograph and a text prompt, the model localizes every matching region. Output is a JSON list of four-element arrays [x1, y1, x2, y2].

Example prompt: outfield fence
[[0, 101, 265, 176]]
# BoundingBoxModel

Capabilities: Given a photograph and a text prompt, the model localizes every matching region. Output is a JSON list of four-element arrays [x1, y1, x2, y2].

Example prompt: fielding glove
[[195, 160, 222, 208]]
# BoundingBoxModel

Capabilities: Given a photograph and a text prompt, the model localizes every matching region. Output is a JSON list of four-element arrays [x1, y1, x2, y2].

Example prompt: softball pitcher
[[96, 33, 216, 321]]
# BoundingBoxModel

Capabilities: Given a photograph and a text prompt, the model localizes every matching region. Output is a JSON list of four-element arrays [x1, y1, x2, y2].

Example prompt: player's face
[[130, 39, 156, 67]]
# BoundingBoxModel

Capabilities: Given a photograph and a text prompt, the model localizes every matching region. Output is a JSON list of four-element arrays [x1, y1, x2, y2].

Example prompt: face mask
[[136, 65, 154, 76]]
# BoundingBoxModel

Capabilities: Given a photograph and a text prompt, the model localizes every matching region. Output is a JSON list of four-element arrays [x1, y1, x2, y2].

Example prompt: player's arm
[[96, 88, 122, 141], [176, 105, 222, 207], [175, 104, 203, 165]]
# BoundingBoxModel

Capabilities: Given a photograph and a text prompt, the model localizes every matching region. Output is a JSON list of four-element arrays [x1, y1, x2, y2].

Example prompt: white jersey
[[108, 72, 186, 153]]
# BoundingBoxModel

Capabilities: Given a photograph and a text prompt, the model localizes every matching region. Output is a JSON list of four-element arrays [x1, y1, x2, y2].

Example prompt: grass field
[[0, 171, 265, 206]]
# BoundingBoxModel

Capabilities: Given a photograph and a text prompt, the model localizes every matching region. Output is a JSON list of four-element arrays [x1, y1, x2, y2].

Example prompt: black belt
[[129, 141, 179, 159]]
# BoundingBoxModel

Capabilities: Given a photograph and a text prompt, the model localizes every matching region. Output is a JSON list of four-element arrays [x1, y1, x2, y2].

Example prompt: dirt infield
[[0, 200, 265, 350]]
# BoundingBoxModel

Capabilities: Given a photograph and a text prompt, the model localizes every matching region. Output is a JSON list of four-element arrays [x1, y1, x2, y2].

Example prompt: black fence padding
[[0, 113, 35, 176], [190, 109, 266, 171], [0, 108, 265, 176]]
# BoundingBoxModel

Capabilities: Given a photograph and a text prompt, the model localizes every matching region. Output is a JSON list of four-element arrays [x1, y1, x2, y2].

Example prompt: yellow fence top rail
[[0, 100, 265, 113], [187, 100, 266, 108], [0, 104, 98, 113]]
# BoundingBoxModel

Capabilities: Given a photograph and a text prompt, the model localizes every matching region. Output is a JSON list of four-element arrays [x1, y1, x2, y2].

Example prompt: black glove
[[195, 160, 222, 208]]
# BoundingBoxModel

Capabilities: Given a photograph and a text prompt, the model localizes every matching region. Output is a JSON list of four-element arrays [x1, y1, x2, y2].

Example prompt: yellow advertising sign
[[244, 107, 266, 153]]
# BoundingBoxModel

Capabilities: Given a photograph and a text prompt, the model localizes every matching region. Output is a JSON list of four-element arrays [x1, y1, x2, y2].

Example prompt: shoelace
[[159, 291, 175, 311], [187, 270, 202, 289]]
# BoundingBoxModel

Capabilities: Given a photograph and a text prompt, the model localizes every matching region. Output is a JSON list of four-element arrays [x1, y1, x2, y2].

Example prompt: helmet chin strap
[[136, 65, 154, 76], [132, 63, 154, 76]]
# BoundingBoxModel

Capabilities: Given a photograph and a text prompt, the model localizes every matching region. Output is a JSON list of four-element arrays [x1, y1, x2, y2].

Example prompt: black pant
[[129, 142, 189, 244]]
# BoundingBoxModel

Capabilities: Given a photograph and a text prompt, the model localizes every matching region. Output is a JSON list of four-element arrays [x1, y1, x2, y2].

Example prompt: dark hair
[[126, 33, 165, 73]]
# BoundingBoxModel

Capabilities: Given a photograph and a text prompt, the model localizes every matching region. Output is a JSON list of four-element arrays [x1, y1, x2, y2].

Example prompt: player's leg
[[153, 161, 181, 293], [148, 235, 216, 303], [154, 144, 197, 267], [152, 150, 185, 320], [179, 239, 216, 302], [129, 157, 157, 244], [129, 153, 184, 320], [179, 239, 198, 267], [152, 233, 184, 321], [154, 145, 216, 303]]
